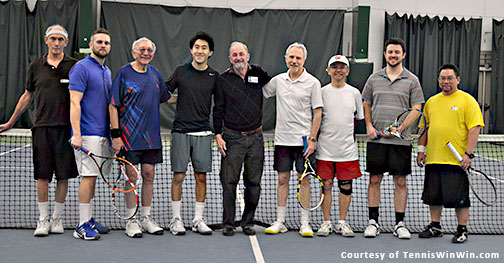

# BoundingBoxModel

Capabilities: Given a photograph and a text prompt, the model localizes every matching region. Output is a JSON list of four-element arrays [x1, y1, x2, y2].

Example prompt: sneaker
[[33, 216, 51, 237], [140, 216, 163, 235], [89, 217, 110, 234], [452, 231, 468, 243], [73, 222, 100, 240], [393, 221, 411, 239], [125, 218, 143, 238], [192, 218, 212, 235], [169, 217, 186, 235], [335, 221, 355, 237], [299, 222, 313, 237], [265, 220, 287, 235], [419, 223, 444, 238], [317, 221, 333, 237], [364, 219, 380, 238], [49, 217, 64, 234]]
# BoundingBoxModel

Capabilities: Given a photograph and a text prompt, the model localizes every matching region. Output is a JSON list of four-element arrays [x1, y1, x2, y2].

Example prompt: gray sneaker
[[125, 218, 143, 238]]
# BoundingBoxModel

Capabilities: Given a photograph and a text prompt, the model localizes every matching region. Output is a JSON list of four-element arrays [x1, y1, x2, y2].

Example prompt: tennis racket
[[297, 136, 324, 211], [74, 142, 140, 219], [446, 142, 497, 206], [376, 108, 426, 141]]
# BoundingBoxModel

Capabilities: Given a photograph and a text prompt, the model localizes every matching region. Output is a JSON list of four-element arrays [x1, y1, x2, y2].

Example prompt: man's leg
[[321, 179, 333, 222], [240, 135, 264, 229], [393, 175, 408, 223], [368, 173, 383, 219], [338, 183, 351, 221]]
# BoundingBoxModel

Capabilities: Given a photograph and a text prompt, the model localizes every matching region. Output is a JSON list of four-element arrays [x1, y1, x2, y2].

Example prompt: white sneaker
[[34, 216, 51, 236], [364, 219, 380, 238], [335, 221, 355, 237], [393, 221, 411, 239], [317, 221, 332, 237], [192, 218, 212, 235], [140, 216, 163, 235], [299, 222, 313, 237], [125, 218, 143, 238], [49, 217, 64, 234], [169, 217, 186, 235], [264, 220, 287, 235]]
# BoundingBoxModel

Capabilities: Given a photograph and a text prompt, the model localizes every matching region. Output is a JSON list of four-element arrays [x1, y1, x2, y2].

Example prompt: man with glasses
[[109, 37, 171, 238]]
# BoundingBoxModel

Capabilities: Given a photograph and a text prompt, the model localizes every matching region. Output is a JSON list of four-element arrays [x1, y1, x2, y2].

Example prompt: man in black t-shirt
[[0, 24, 79, 237], [166, 32, 218, 235]]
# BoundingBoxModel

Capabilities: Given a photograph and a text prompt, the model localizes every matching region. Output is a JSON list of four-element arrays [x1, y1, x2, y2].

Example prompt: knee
[[394, 176, 407, 189], [338, 180, 352, 196], [278, 173, 290, 186], [195, 173, 207, 185], [369, 175, 382, 186], [142, 171, 155, 184]]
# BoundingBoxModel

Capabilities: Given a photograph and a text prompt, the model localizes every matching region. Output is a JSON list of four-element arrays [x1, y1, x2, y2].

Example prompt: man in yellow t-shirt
[[416, 64, 484, 243]]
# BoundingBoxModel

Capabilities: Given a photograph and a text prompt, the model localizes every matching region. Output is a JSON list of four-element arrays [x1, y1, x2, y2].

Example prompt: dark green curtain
[[490, 19, 504, 133], [384, 13, 481, 101], [101, 2, 345, 131], [0, 0, 79, 127]]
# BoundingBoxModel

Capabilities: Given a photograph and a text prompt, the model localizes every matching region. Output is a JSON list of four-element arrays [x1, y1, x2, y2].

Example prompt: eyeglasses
[[136, 47, 154, 54], [438, 76, 456, 81]]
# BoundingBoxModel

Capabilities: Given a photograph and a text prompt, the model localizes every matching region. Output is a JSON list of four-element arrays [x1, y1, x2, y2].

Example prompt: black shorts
[[421, 164, 470, 208], [365, 142, 412, 176], [121, 149, 163, 165], [32, 126, 78, 182], [274, 145, 316, 173]]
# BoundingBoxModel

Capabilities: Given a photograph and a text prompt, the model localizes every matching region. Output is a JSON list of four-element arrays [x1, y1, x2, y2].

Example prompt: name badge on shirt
[[60, 79, 69, 84], [248, 76, 258, 83]]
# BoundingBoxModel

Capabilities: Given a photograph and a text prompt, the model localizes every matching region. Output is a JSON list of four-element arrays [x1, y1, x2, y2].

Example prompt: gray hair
[[132, 37, 156, 53], [228, 41, 249, 55], [45, 24, 68, 39], [285, 42, 307, 60]]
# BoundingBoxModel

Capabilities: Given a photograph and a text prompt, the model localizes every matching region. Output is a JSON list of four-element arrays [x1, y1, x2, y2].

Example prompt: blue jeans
[[220, 130, 264, 227]]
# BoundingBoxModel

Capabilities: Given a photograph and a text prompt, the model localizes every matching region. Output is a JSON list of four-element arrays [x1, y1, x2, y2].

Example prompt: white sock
[[52, 202, 64, 219], [277, 206, 286, 223], [38, 201, 49, 220], [338, 220, 345, 224], [79, 203, 90, 225], [141, 206, 151, 218], [172, 200, 181, 219], [325, 220, 332, 224], [88, 199, 94, 220], [301, 208, 310, 223], [194, 202, 205, 221]]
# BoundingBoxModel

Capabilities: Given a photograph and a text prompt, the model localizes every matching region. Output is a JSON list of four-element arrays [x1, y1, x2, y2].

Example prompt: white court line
[[0, 144, 30, 157], [237, 187, 265, 263]]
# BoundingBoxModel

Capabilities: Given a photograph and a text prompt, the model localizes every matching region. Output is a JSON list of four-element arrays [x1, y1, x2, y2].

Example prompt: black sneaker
[[452, 231, 468, 243], [419, 224, 443, 238]]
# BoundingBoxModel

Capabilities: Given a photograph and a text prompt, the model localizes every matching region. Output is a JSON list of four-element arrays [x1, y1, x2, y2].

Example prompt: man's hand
[[461, 154, 472, 171], [303, 140, 315, 159], [417, 152, 426, 167], [0, 122, 13, 133], [112, 137, 124, 155], [70, 135, 82, 149], [366, 125, 378, 140], [216, 134, 227, 157]]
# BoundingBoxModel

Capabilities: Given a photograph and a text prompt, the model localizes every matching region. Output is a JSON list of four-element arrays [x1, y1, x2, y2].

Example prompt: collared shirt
[[213, 64, 271, 135], [361, 67, 425, 145], [69, 55, 112, 137], [26, 54, 78, 127], [263, 68, 323, 146]]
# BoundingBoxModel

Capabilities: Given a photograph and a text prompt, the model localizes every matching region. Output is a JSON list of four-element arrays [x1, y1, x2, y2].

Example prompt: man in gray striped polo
[[361, 38, 425, 239]]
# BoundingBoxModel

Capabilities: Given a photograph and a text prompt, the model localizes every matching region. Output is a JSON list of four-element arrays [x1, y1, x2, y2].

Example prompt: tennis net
[[1, 129, 503, 234]]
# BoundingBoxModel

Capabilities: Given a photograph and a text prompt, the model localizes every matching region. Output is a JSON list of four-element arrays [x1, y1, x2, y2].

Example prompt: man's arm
[[363, 100, 377, 139], [69, 90, 84, 148], [213, 79, 226, 156], [0, 90, 33, 132], [461, 125, 481, 170], [416, 128, 428, 167], [109, 104, 123, 154], [304, 107, 322, 158]]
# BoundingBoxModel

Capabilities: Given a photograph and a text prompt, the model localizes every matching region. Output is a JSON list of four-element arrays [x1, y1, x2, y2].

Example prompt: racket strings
[[469, 169, 497, 206]]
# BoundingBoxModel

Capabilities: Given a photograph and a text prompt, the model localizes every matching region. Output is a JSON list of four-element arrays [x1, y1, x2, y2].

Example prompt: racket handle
[[376, 131, 382, 137], [68, 139, 90, 154], [446, 142, 463, 162], [302, 136, 308, 152]]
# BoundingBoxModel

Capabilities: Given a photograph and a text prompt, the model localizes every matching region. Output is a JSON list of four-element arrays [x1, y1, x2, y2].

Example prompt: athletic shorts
[[316, 159, 362, 181], [274, 145, 316, 173], [421, 164, 470, 208], [32, 126, 78, 182], [121, 149, 163, 165], [73, 136, 113, 177], [170, 132, 212, 173], [365, 142, 412, 176]]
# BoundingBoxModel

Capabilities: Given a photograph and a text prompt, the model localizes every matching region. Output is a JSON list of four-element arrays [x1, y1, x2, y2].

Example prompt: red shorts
[[316, 159, 362, 181]]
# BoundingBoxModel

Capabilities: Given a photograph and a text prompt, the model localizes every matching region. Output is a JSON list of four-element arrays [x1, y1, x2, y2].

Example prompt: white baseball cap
[[327, 55, 349, 67]]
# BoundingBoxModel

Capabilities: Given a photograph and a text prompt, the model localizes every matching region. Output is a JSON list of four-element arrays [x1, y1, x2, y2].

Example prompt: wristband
[[111, 129, 121, 138], [417, 145, 426, 153]]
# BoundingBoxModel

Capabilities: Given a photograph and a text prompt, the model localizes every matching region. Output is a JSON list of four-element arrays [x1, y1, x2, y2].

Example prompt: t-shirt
[[110, 64, 170, 151], [166, 63, 218, 133], [26, 54, 78, 127], [263, 69, 323, 146], [316, 83, 364, 162], [361, 67, 425, 146], [69, 55, 112, 137], [423, 90, 484, 165]]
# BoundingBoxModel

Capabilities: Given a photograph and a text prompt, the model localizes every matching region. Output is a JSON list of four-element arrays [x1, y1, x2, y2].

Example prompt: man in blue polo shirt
[[69, 28, 113, 240]]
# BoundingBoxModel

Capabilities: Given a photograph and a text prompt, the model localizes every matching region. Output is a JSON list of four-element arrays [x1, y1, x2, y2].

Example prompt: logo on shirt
[[209, 72, 215, 76], [60, 79, 69, 84], [248, 76, 259, 83], [156, 83, 159, 89], [450, 106, 458, 111]]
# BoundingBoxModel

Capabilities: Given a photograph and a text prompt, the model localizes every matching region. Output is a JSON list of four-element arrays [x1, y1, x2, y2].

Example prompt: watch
[[465, 152, 475, 159], [308, 137, 317, 143]]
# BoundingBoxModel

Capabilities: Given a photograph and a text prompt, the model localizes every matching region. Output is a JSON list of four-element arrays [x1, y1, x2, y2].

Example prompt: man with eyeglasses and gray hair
[[263, 42, 323, 237], [108, 37, 171, 238]]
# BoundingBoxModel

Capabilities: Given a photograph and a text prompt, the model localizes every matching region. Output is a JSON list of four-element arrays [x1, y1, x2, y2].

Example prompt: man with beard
[[417, 64, 483, 243], [166, 32, 218, 236], [109, 37, 170, 238], [69, 28, 113, 240], [213, 41, 271, 236], [0, 24, 78, 237], [361, 38, 425, 239], [263, 42, 323, 238]]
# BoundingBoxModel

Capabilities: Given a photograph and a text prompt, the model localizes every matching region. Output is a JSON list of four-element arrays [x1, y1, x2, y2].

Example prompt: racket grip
[[68, 139, 90, 154], [302, 136, 308, 152], [446, 142, 463, 162], [376, 131, 382, 137]]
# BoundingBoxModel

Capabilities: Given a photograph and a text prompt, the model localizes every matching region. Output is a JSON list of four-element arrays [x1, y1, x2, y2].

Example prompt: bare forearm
[[6, 91, 33, 126], [310, 107, 322, 138], [363, 101, 373, 129], [109, 104, 119, 129], [466, 126, 481, 153]]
